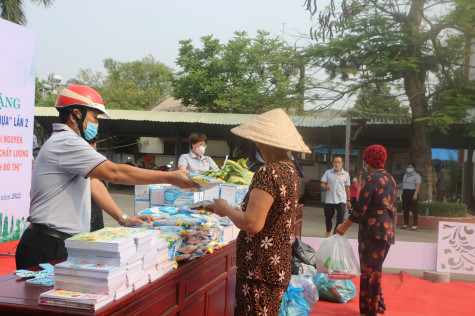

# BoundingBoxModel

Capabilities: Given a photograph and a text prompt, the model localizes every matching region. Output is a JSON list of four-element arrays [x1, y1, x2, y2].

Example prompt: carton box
[[150, 187, 165, 206], [134, 200, 150, 215], [220, 184, 248, 205], [135, 185, 150, 200], [203, 185, 221, 201]]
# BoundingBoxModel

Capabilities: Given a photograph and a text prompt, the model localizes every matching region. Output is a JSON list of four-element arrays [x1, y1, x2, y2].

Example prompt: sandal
[[410, 226, 418, 231], [400, 225, 409, 229]]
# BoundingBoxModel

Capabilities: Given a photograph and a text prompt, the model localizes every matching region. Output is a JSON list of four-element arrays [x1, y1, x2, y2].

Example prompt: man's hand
[[322, 184, 331, 191], [205, 198, 230, 217], [346, 201, 352, 210], [123, 214, 154, 227], [167, 171, 200, 189], [413, 193, 418, 201]]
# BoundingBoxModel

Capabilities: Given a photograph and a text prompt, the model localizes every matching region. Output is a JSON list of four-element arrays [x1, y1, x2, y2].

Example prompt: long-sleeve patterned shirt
[[348, 169, 397, 244]]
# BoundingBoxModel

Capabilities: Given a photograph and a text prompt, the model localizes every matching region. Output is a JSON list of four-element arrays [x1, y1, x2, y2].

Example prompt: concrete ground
[[105, 185, 474, 282], [105, 185, 438, 243]]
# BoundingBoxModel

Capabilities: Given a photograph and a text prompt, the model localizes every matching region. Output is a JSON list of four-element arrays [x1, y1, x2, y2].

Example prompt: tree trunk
[[404, 72, 433, 202]]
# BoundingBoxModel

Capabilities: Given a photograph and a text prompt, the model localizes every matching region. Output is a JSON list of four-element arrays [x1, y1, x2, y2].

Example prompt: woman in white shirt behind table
[[178, 132, 219, 174]]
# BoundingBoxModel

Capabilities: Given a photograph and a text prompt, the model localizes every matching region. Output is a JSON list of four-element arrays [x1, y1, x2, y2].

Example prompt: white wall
[[139, 137, 164, 154]]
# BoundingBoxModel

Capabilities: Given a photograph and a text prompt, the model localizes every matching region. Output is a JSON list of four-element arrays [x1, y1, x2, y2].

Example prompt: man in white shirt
[[16, 85, 198, 269], [320, 156, 351, 237]]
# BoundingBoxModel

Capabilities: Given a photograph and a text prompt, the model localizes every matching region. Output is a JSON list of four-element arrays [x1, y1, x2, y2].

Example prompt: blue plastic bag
[[312, 273, 357, 303], [279, 284, 311, 316], [289, 274, 318, 308]]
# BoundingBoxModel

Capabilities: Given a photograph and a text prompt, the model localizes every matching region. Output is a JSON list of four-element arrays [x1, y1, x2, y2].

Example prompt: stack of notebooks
[[65, 227, 138, 266], [53, 262, 126, 294], [38, 227, 174, 310], [38, 289, 114, 311]]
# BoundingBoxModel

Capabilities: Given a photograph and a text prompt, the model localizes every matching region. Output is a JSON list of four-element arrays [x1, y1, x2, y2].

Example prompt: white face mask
[[195, 146, 205, 156]]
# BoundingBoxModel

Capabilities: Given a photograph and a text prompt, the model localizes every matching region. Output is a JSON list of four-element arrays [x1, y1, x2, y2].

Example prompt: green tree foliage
[[77, 55, 173, 110], [35, 78, 57, 107], [0, 0, 53, 25], [349, 83, 408, 117], [172, 30, 304, 114], [304, 0, 475, 201]]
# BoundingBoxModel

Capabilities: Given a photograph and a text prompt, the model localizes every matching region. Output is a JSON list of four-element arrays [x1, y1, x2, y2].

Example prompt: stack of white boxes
[[134, 183, 247, 241], [135, 184, 205, 214]]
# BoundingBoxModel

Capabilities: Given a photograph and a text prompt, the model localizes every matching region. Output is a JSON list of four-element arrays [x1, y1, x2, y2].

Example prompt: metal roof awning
[[33, 107, 473, 149], [312, 148, 359, 156]]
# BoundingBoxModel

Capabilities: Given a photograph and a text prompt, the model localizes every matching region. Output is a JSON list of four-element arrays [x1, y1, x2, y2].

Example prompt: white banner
[[437, 221, 475, 275], [0, 19, 37, 244]]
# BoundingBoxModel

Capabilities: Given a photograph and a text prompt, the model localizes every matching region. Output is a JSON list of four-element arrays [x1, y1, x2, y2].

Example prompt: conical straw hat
[[231, 108, 311, 153]]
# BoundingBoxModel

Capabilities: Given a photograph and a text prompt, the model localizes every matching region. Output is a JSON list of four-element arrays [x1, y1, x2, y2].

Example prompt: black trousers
[[350, 197, 358, 213], [324, 203, 346, 234], [90, 198, 105, 232], [402, 189, 418, 226], [15, 228, 68, 269]]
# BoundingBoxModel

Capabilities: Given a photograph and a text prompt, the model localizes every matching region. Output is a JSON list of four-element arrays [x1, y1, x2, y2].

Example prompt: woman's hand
[[336, 219, 353, 235], [205, 198, 230, 217], [123, 214, 154, 227], [413, 193, 418, 201]]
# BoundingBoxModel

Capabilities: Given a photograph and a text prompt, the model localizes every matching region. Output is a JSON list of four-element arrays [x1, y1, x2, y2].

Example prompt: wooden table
[[0, 206, 304, 315], [0, 241, 237, 315]]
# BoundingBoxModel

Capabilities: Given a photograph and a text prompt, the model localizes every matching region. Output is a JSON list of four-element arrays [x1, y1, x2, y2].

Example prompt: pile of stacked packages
[[135, 205, 236, 262]]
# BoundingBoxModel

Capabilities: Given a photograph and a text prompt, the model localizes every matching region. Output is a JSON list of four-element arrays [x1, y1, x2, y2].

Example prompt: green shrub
[[396, 200, 467, 217]]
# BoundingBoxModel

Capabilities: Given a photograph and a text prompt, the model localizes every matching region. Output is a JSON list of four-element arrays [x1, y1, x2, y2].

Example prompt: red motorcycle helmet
[[55, 85, 111, 118]]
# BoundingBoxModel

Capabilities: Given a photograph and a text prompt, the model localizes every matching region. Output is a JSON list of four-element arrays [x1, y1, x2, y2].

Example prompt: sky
[[23, 0, 321, 82]]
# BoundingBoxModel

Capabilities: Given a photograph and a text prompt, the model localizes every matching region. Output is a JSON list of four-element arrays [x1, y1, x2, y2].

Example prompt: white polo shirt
[[28, 123, 108, 235], [321, 168, 351, 204], [178, 151, 219, 174]]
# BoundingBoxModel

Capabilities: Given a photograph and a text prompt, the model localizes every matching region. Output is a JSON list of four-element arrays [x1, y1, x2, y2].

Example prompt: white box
[[134, 200, 150, 215], [232, 225, 241, 240], [239, 186, 249, 204], [203, 184, 221, 201], [135, 185, 150, 200], [220, 184, 248, 205], [223, 225, 233, 243], [164, 186, 203, 206], [150, 187, 165, 205]]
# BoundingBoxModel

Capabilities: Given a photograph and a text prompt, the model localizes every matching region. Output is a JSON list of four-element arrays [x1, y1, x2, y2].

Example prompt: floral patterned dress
[[234, 161, 300, 316], [348, 169, 397, 316]]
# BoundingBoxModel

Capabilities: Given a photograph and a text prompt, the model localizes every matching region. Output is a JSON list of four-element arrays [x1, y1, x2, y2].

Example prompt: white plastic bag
[[315, 234, 360, 280]]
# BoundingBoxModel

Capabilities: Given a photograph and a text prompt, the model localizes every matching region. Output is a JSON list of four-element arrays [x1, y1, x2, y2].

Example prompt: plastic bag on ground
[[312, 273, 357, 303], [279, 284, 311, 316], [289, 274, 319, 308], [315, 234, 360, 279], [291, 238, 317, 275]]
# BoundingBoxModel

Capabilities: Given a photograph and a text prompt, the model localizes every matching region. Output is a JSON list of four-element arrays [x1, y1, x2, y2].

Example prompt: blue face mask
[[406, 168, 414, 174], [256, 151, 265, 163], [84, 121, 98, 141]]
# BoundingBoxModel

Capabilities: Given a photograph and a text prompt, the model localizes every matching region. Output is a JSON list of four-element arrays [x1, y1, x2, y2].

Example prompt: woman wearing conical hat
[[206, 108, 311, 315]]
